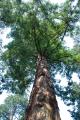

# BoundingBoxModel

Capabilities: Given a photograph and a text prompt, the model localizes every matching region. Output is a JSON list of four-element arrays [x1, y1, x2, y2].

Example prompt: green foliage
[[0, 94, 27, 120], [61, 82, 80, 120], [0, 0, 80, 100]]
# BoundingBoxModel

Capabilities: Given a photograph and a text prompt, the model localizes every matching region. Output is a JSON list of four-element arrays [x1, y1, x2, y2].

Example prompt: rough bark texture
[[25, 54, 61, 120]]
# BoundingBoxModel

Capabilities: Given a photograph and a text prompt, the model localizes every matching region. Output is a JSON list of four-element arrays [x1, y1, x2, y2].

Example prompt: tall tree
[[0, 0, 80, 120]]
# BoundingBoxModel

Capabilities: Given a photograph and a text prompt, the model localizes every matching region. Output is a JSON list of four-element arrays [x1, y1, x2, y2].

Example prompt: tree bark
[[25, 54, 61, 120]]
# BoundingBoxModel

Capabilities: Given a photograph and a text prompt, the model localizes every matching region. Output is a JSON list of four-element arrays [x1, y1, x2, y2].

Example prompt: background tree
[[60, 38, 80, 120], [70, 83, 80, 120], [0, 94, 27, 120], [60, 82, 80, 120]]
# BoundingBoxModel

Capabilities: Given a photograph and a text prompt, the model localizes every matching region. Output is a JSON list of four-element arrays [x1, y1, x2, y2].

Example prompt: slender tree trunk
[[9, 110, 13, 120], [9, 107, 16, 120], [25, 54, 61, 120]]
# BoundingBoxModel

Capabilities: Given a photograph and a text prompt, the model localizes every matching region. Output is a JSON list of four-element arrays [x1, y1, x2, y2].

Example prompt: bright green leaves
[[2, 39, 35, 94]]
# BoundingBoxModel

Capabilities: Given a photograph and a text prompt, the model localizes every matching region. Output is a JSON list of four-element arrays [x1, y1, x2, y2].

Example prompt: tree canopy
[[0, 0, 80, 93]]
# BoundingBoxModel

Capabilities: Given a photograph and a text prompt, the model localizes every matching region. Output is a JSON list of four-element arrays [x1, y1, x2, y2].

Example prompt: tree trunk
[[9, 107, 16, 120], [9, 110, 13, 120], [25, 54, 61, 120]]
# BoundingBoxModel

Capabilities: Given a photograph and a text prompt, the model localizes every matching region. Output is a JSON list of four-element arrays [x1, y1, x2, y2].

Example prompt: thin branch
[[32, 20, 42, 55]]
